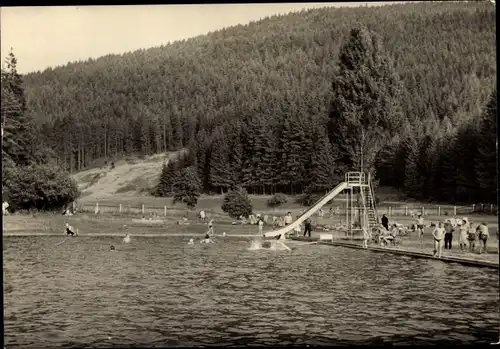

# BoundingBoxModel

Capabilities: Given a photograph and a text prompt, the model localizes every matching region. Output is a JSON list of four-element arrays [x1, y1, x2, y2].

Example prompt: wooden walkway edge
[[289, 237, 499, 269]]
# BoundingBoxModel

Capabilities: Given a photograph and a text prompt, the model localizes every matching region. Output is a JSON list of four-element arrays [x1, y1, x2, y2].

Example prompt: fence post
[[164, 206, 167, 216], [472, 204, 475, 212], [119, 204, 122, 213], [95, 202, 99, 214], [142, 204, 145, 215], [453, 206, 457, 216], [438, 206, 440, 216], [72, 201, 76, 212], [481, 203, 484, 211], [421, 206, 424, 215], [405, 206, 408, 216], [491, 204, 493, 213], [389, 207, 392, 216]]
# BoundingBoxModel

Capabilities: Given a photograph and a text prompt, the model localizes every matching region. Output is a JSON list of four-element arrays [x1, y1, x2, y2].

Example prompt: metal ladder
[[365, 174, 379, 231]]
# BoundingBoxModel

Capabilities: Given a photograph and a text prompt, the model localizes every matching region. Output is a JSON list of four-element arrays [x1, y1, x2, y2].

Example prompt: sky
[[1, 3, 402, 74]]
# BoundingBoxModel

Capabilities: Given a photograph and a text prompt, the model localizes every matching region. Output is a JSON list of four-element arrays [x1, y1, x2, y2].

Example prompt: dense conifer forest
[[4, 1, 497, 207]]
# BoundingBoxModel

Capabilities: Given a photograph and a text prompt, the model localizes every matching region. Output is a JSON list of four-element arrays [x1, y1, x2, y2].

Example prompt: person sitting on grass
[[477, 222, 489, 254], [432, 222, 446, 258], [380, 226, 395, 247], [65, 223, 76, 236]]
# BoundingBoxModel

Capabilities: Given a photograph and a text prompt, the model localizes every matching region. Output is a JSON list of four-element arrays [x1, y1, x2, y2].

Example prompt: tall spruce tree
[[403, 135, 421, 198], [328, 26, 402, 176], [209, 128, 233, 193], [308, 122, 343, 193], [172, 165, 201, 208], [280, 114, 311, 194], [154, 160, 177, 197], [1, 50, 36, 166], [475, 88, 497, 203], [454, 123, 480, 202]]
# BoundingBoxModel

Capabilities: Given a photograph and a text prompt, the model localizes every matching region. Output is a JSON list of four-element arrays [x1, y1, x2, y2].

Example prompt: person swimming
[[123, 234, 131, 243], [201, 233, 214, 244], [65, 223, 75, 236], [110, 245, 115, 251]]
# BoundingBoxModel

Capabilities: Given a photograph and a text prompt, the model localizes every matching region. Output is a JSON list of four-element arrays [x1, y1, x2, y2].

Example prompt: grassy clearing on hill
[[71, 152, 183, 200]]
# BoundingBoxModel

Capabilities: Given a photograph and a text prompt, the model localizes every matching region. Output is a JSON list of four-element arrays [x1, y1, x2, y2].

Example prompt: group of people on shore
[[378, 212, 492, 258], [432, 217, 490, 257]]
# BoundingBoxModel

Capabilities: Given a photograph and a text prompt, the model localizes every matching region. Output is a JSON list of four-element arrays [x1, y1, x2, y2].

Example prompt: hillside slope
[[22, 1, 495, 173], [72, 152, 180, 201]]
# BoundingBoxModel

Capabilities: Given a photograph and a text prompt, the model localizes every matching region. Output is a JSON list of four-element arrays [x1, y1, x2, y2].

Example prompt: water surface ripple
[[3, 236, 499, 347]]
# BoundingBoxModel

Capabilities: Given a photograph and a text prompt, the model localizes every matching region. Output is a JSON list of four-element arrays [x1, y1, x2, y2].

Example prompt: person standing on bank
[[303, 218, 312, 238], [381, 214, 389, 231], [444, 220, 454, 250], [432, 222, 446, 258], [258, 218, 264, 236], [477, 222, 489, 254]]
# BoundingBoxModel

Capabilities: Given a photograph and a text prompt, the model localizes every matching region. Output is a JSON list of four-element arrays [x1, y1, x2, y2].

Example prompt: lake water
[[3, 236, 499, 347]]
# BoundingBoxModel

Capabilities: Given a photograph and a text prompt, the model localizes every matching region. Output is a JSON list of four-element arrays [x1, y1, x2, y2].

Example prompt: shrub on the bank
[[3, 163, 80, 212], [221, 188, 253, 219], [267, 193, 288, 208]]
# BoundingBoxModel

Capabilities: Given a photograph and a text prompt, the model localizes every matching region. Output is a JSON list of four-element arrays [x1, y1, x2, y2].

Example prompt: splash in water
[[248, 239, 291, 251]]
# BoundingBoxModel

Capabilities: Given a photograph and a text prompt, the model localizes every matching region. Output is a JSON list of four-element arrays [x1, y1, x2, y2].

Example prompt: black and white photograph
[[2, 2, 498, 347]]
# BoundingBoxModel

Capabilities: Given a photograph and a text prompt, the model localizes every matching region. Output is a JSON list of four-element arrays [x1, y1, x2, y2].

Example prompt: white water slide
[[263, 181, 349, 239]]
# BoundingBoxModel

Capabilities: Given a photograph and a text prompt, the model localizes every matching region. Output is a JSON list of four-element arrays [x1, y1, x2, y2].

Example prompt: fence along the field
[[77, 202, 498, 217]]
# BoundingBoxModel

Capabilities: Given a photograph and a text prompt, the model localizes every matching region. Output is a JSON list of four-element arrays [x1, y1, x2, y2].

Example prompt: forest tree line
[[153, 25, 497, 206], [9, 1, 497, 205]]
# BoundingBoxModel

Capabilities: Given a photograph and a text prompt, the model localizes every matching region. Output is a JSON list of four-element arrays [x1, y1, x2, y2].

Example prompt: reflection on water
[[3, 236, 499, 348]]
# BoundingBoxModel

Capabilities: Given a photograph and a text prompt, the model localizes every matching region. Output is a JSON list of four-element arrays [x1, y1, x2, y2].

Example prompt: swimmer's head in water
[[110, 245, 115, 250]]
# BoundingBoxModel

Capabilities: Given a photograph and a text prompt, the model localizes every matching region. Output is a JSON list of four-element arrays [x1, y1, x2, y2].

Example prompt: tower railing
[[345, 172, 367, 186]]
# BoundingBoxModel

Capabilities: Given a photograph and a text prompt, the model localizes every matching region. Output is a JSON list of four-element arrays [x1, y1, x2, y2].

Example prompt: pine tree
[[226, 120, 243, 189], [189, 128, 209, 192], [1, 50, 37, 166], [475, 88, 497, 203], [308, 122, 342, 193], [417, 135, 439, 200], [403, 135, 421, 198], [172, 166, 201, 208], [453, 122, 480, 202], [328, 26, 403, 176], [209, 128, 233, 193], [154, 160, 177, 196], [437, 137, 459, 202], [279, 114, 311, 193]]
